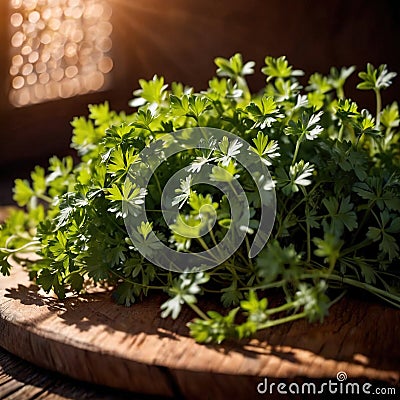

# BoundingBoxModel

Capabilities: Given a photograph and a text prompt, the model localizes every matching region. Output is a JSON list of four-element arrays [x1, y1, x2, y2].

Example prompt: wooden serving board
[[0, 260, 399, 399]]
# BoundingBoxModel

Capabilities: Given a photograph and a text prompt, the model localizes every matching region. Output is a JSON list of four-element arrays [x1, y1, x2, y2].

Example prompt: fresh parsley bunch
[[1, 54, 399, 344]]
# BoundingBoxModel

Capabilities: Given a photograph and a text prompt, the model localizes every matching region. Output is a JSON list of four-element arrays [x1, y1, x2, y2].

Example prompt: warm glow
[[9, 0, 113, 107]]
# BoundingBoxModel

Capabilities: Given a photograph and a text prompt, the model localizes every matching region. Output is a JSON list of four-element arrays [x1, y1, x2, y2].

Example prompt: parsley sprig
[[1, 55, 399, 343]]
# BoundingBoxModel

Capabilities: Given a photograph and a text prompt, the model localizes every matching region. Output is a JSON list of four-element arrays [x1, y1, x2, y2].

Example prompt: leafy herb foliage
[[1, 54, 399, 343]]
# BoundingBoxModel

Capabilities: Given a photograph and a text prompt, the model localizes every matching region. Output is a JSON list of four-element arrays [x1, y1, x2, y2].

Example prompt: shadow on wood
[[0, 262, 398, 400]]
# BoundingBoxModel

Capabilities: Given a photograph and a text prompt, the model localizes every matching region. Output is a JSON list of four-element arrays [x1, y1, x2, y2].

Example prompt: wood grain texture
[[0, 346, 167, 400], [0, 262, 399, 400]]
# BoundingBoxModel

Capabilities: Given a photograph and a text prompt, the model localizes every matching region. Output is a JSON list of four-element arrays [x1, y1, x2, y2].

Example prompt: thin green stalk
[[350, 206, 373, 246], [238, 279, 287, 291], [341, 238, 374, 257], [153, 172, 163, 196], [196, 237, 209, 251], [258, 311, 307, 330], [328, 290, 347, 306], [338, 123, 345, 141], [375, 89, 382, 129], [291, 134, 304, 166], [209, 228, 218, 247], [300, 186, 311, 264], [244, 236, 253, 266], [38, 194, 53, 203], [265, 301, 296, 316], [0, 240, 40, 253], [302, 271, 400, 307], [336, 86, 344, 100], [384, 126, 393, 150], [208, 226, 228, 262], [110, 270, 166, 290], [235, 250, 252, 267], [187, 302, 210, 320]]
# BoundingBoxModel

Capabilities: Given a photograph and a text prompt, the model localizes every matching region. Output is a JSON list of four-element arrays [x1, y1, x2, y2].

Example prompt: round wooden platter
[[0, 261, 399, 400]]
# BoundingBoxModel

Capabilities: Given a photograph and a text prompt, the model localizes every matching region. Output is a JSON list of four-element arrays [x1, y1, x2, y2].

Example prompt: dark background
[[1, 0, 400, 204]]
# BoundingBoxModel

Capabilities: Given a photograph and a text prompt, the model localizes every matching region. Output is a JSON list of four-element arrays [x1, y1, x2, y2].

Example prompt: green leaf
[[294, 281, 330, 323], [107, 147, 139, 179], [189, 192, 218, 215], [129, 75, 168, 107], [381, 102, 399, 129], [250, 132, 280, 165], [240, 291, 268, 323], [290, 160, 314, 187], [353, 177, 400, 210], [257, 240, 302, 282], [113, 281, 137, 306], [313, 233, 344, 269], [209, 161, 238, 183], [323, 196, 358, 235], [381, 232, 399, 261], [246, 96, 282, 129], [335, 98, 359, 122], [31, 166, 46, 196], [161, 295, 184, 319], [366, 210, 399, 261], [357, 63, 397, 91], [0, 252, 11, 276], [37, 269, 65, 298], [86, 260, 110, 282], [221, 281, 243, 307], [13, 179, 34, 207], [133, 109, 155, 130], [262, 56, 303, 82], [284, 110, 323, 140], [328, 65, 356, 92], [215, 53, 255, 78], [307, 73, 332, 94], [137, 221, 153, 240], [170, 94, 190, 116], [71, 116, 98, 155], [66, 272, 84, 292], [187, 95, 212, 119], [88, 102, 112, 126], [188, 308, 239, 344]]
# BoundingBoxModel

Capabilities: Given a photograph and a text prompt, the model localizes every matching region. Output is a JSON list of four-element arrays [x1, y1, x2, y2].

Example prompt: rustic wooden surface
[[0, 346, 168, 400], [0, 263, 170, 400], [0, 208, 399, 398], [0, 259, 399, 400]]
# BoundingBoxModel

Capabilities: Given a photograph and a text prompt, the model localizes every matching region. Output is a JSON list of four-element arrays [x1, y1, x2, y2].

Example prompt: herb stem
[[350, 206, 373, 246], [187, 302, 210, 320], [301, 271, 400, 307], [153, 172, 163, 196], [265, 301, 296, 316], [38, 194, 53, 203], [338, 123, 345, 141], [245, 236, 253, 266], [337, 86, 344, 100], [258, 311, 307, 330], [341, 238, 374, 257], [301, 186, 311, 264], [196, 237, 209, 251], [110, 270, 166, 290], [375, 89, 382, 129], [291, 134, 303, 166], [0, 240, 40, 253], [209, 228, 218, 247]]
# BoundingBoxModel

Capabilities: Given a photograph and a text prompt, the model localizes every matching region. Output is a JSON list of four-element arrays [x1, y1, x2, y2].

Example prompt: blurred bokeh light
[[9, 0, 113, 107]]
